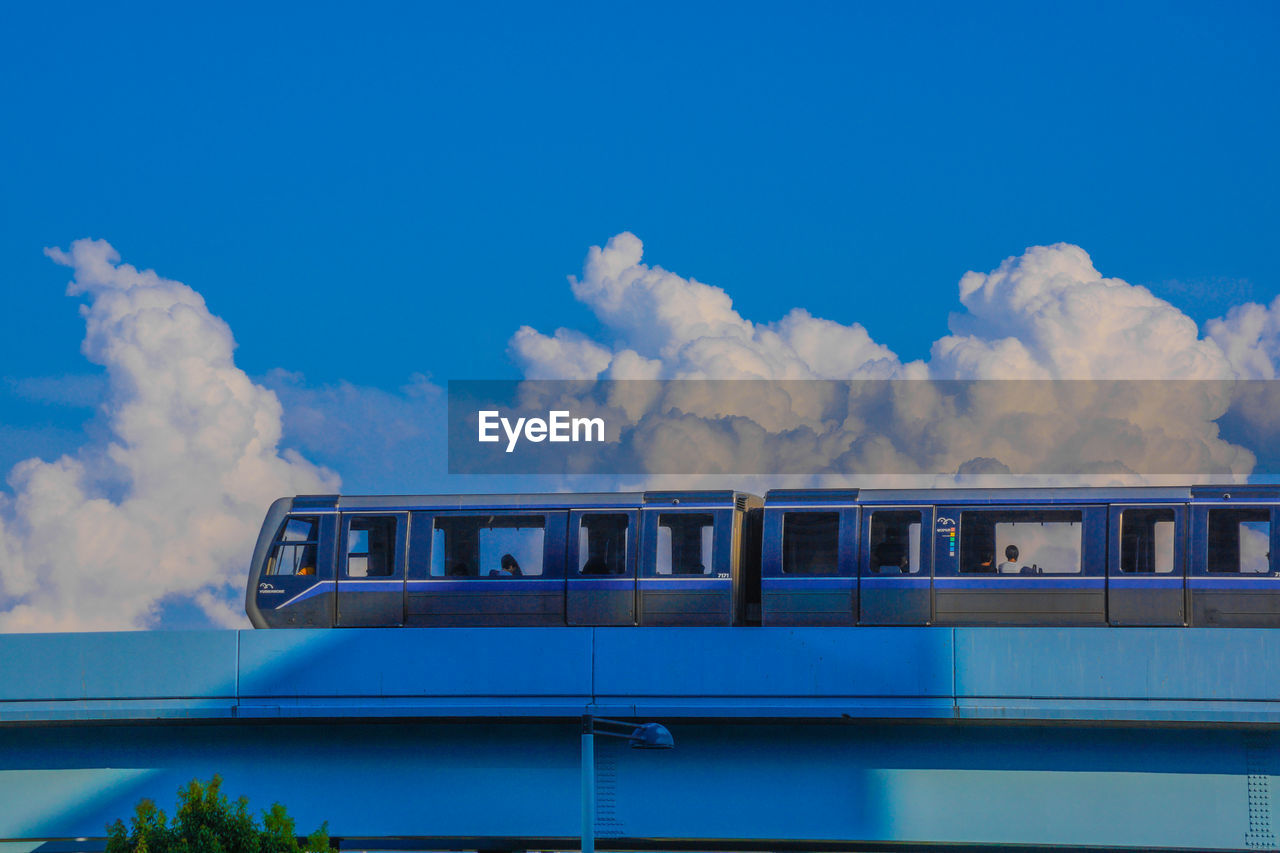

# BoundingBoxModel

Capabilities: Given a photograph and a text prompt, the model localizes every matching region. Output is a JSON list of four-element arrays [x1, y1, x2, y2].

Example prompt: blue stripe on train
[[933, 577, 1106, 590]]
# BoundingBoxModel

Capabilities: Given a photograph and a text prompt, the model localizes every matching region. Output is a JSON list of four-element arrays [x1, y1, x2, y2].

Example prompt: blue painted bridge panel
[[2, 627, 1280, 723]]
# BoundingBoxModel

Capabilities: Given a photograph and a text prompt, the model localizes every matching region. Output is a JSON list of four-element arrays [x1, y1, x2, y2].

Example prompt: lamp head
[[628, 722, 674, 749]]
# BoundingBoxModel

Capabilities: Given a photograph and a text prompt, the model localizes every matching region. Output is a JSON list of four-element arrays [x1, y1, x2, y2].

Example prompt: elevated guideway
[[1, 627, 1279, 851]]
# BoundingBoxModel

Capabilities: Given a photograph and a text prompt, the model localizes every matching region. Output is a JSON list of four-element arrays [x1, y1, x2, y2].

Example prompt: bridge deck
[[2, 627, 1278, 725]]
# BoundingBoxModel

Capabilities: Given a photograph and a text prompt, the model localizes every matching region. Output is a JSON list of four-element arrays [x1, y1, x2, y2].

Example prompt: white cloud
[[933, 242, 1232, 380], [1206, 295, 1280, 380], [511, 232, 920, 382], [0, 240, 338, 631], [510, 234, 1272, 481]]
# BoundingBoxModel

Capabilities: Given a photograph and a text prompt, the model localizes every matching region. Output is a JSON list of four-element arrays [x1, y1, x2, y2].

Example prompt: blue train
[[245, 485, 1280, 628]]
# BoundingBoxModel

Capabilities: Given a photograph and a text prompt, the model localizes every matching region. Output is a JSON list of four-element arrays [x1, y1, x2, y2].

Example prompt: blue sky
[[1, 2, 1278, 628]]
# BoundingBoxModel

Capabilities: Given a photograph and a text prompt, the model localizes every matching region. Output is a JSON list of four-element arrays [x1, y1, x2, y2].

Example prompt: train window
[[869, 511, 921, 574], [783, 512, 840, 575], [656, 514, 714, 575], [265, 516, 319, 576], [430, 515, 546, 577], [579, 514, 629, 575], [1119, 508, 1175, 573], [960, 510, 1082, 574], [345, 516, 397, 578], [1207, 508, 1272, 574]]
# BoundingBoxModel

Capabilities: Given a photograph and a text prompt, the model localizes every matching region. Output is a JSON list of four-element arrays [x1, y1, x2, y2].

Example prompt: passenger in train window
[[872, 540, 905, 574], [868, 511, 921, 574], [432, 515, 546, 578], [266, 517, 320, 576], [977, 551, 994, 572], [960, 511, 1081, 574]]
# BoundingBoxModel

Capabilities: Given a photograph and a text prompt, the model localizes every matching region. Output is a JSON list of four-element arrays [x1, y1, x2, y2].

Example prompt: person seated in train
[[976, 551, 994, 573], [296, 564, 315, 576], [997, 545, 1020, 574], [873, 541, 905, 574], [499, 553, 522, 577]]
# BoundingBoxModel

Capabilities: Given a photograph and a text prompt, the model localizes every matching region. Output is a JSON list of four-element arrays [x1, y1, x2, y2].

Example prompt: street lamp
[[581, 715, 674, 853]]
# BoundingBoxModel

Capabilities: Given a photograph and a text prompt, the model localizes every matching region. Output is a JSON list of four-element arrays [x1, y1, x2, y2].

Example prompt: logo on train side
[[477, 410, 606, 453], [258, 582, 284, 594]]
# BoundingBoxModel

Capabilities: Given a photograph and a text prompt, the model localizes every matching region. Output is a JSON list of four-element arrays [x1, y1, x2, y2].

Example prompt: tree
[[106, 776, 330, 853]]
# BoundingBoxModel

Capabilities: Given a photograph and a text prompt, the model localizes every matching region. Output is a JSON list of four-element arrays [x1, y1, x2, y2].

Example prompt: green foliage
[[106, 776, 329, 853]]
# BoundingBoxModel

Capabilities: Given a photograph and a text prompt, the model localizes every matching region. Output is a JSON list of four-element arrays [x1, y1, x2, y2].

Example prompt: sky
[[1, 1, 1278, 630]]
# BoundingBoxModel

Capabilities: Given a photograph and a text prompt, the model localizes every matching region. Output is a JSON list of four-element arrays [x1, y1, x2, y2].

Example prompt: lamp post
[[581, 715, 674, 853]]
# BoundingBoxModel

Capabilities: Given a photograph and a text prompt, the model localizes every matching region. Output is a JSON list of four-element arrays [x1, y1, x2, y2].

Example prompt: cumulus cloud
[[509, 234, 1273, 481], [933, 243, 1231, 380], [0, 240, 338, 631], [510, 232, 918, 382]]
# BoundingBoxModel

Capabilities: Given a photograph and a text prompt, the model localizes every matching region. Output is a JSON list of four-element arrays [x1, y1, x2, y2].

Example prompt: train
[[245, 485, 1280, 629]]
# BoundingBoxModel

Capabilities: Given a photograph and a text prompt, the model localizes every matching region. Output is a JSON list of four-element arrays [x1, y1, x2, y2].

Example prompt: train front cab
[[248, 496, 339, 628], [1188, 487, 1280, 626]]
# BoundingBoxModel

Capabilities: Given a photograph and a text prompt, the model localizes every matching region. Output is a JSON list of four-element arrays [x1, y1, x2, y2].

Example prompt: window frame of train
[[1107, 504, 1187, 626], [335, 512, 407, 627], [567, 509, 639, 626], [639, 505, 736, 626], [858, 505, 933, 625], [760, 502, 858, 626], [1189, 499, 1280, 627], [256, 512, 338, 627], [933, 504, 1107, 626], [404, 509, 568, 627]]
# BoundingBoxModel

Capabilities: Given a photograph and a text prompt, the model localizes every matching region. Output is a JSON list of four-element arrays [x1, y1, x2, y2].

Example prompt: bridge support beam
[[0, 717, 1275, 851]]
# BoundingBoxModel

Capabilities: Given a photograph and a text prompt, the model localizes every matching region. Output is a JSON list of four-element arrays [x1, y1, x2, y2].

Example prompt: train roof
[[287, 484, 1280, 513], [766, 485, 1280, 505], [290, 490, 761, 511]]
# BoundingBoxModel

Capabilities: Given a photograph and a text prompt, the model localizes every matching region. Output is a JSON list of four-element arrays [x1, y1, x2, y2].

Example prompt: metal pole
[[581, 715, 595, 853]]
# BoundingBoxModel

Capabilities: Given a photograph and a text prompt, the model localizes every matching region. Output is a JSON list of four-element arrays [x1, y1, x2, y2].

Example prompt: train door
[[760, 506, 857, 625], [567, 510, 637, 625], [933, 504, 1107, 626], [1189, 503, 1280, 626], [336, 512, 407, 627], [1107, 504, 1186, 626], [405, 510, 568, 626], [858, 505, 932, 625], [638, 507, 734, 626]]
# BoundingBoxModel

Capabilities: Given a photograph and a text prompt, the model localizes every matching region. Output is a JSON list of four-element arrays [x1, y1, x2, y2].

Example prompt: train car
[[758, 484, 1280, 627], [246, 491, 762, 628], [247, 484, 1280, 628]]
